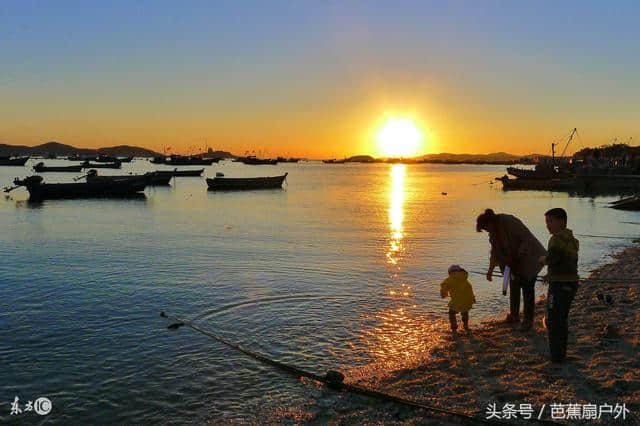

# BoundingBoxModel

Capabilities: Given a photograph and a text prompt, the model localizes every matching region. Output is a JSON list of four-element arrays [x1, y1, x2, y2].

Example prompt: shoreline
[[279, 241, 640, 424]]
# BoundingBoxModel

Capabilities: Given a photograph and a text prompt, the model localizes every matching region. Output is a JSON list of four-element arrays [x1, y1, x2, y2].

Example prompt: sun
[[376, 118, 423, 158]]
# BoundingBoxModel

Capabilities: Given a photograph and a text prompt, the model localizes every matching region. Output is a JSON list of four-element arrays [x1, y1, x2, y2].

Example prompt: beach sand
[[274, 242, 640, 424]]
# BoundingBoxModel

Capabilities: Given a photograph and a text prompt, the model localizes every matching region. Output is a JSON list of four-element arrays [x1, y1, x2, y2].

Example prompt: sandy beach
[[273, 242, 640, 425]]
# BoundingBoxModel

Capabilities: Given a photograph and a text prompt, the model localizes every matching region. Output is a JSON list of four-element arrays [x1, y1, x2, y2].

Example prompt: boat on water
[[166, 155, 218, 166], [4, 175, 147, 199], [68, 154, 97, 162], [496, 175, 581, 191], [0, 156, 30, 166], [82, 161, 121, 169], [150, 156, 166, 164], [276, 157, 300, 163], [610, 195, 640, 211], [237, 156, 278, 165], [84, 169, 172, 186], [154, 168, 204, 177], [33, 162, 84, 173], [323, 159, 346, 164], [206, 173, 288, 191]]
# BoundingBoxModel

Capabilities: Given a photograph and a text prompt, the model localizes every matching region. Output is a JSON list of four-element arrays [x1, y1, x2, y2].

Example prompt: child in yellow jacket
[[440, 265, 476, 332]]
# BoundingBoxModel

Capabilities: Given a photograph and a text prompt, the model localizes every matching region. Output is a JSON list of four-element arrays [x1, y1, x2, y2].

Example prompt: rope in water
[[466, 270, 639, 285], [160, 311, 560, 425]]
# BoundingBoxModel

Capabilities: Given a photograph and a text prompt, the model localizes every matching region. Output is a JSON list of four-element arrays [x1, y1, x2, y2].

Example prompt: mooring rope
[[160, 311, 561, 425]]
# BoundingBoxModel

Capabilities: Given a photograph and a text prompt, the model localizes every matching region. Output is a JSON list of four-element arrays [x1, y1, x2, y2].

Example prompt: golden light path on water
[[350, 164, 447, 382]]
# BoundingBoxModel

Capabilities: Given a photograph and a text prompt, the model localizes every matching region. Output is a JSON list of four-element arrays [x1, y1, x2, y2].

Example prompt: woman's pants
[[510, 276, 536, 323], [547, 282, 578, 362]]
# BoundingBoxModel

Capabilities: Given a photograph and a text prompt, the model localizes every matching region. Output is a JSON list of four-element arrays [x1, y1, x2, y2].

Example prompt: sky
[[1, 1, 639, 158]]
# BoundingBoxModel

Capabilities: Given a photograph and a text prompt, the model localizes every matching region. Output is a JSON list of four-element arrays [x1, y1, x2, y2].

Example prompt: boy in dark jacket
[[540, 208, 580, 363]]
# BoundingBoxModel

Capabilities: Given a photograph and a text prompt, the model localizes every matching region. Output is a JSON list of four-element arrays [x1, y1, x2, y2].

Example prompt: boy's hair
[[545, 208, 567, 225]]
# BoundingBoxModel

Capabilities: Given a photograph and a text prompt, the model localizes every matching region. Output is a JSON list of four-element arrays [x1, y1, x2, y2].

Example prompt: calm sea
[[1, 160, 637, 423]]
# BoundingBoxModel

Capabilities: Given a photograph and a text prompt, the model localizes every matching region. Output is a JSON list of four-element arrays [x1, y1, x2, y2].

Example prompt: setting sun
[[376, 118, 423, 158]]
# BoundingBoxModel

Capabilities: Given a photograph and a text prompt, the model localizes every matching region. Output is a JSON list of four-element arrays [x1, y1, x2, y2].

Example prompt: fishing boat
[[68, 154, 97, 162], [237, 156, 278, 165], [609, 195, 640, 211], [206, 173, 287, 191], [33, 162, 84, 173], [0, 156, 29, 166], [82, 161, 122, 169], [4, 175, 147, 199], [166, 155, 218, 166], [496, 175, 582, 191], [154, 168, 204, 177], [84, 170, 172, 185]]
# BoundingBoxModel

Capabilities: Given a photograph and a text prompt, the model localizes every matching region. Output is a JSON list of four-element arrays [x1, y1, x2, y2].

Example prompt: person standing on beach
[[476, 209, 546, 331], [539, 208, 580, 363]]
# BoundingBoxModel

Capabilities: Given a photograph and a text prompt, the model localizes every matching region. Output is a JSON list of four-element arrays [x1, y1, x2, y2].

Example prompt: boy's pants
[[547, 281, 578, 362], [449, 309, 469, 330], [510, 276, 536, 323]]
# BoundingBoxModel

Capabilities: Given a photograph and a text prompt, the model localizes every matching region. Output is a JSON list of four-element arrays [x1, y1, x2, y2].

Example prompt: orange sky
[[2, 3, 637, 159]]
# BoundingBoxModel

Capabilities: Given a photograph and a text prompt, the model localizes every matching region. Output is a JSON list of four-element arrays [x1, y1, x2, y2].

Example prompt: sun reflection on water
[[386, 164, 406, 267]]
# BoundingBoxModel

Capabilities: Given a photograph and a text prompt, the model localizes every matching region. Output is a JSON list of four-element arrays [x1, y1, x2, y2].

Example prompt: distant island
[[0, 141, 163, 158], [0, 141, 559, 165], [341, 152, 538, 165]]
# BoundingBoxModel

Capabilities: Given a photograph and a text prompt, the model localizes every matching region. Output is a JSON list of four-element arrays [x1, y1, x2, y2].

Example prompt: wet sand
[[277, 242, 640, 424]]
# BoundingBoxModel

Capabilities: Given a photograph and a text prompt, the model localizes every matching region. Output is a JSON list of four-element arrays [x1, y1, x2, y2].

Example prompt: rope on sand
[[160, 311, 561, 425]]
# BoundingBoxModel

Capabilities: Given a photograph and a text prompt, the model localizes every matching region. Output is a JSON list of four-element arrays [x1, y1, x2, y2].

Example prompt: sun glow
[[376, 118, 423, 158]]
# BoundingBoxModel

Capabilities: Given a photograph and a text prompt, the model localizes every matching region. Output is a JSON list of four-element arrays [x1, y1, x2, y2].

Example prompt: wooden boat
[[154, 168, 204, 177], [238, 156, 278, 165], [166, 155, 218, 166], [0, 156, 29, 166], [4, 175, 146, 199], [496, 175, 581, 191], [206, 173, 287, 191], [84, 170, 172, 186], [610, 196, 640, 211], [82, 161, 121, 169], [68, 154, 97, 162], [33, 162, 84, 173]]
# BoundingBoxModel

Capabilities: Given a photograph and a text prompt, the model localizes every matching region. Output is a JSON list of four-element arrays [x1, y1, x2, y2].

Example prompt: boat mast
[[559, 128, 577, 158]]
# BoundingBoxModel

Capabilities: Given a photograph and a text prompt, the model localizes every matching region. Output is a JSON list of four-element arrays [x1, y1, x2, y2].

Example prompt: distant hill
[[421, 152, 524, 162], [0, 141, 162, 157], [347, 155, 376, 163]]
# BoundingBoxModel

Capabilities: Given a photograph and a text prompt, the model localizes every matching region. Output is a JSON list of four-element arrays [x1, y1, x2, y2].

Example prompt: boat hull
[[23, 181, 147, 199], [155, 168, 204, 177], [206, 173, 287, 191], [0, 157, 29, 166], [33, 165, 84, 172]]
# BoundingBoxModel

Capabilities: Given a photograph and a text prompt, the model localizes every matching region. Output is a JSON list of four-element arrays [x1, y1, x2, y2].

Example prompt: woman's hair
[[476, 208, 498, 232]]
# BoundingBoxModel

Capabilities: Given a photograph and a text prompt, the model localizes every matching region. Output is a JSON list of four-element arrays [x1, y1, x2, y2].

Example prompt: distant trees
[[573, 143, 640, 159]]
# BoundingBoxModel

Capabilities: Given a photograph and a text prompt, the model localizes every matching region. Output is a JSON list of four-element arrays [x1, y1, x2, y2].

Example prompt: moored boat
[[33, 162, 84, 173], [206, 173, 287, 191], [150, 156, 166, 164], [84, 170, 172, 185], [0, 156, 29, 166], [238, 156, 278, 165], [166, 155, 218, 166], [154, 168, 204, 177], [323, 159, 346, 164], [82, 161, 122, 169], [4, 175, 146, 199]]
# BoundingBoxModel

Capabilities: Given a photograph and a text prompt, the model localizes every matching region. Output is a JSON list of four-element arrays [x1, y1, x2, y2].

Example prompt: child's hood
[[554, 228, 579, 252], [449, 270, 469, 280]]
